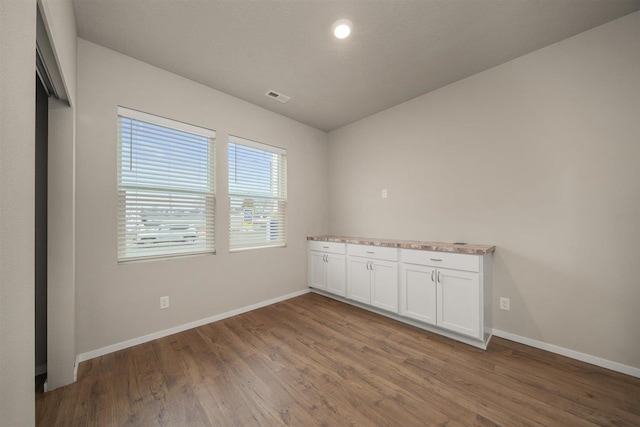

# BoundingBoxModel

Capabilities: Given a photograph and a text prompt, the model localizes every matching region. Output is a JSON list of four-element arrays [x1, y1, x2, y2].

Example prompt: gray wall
[[0, 0, 36, 424], [75, 39, 329, 355], [328, 12, 640, 369]]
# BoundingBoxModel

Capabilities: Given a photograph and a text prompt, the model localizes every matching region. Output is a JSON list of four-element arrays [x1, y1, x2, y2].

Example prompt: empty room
[[2, 0, 640, 425]]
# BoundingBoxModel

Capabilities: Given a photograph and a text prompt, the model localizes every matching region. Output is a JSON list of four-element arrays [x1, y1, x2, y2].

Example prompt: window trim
[[228, 134, 286, 156], [118, 107, 216, 139], [228, 134, 287, 252], [117, 106, 216, 262]]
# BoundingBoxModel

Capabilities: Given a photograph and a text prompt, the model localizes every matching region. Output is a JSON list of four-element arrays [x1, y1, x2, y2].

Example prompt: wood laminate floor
[[36, 293, 640, 426]]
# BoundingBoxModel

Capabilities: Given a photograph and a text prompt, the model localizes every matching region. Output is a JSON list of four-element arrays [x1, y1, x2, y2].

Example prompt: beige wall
[[328, 12, 640, 368], [0, 0, 37, 424], [75, 39, 328, 355]]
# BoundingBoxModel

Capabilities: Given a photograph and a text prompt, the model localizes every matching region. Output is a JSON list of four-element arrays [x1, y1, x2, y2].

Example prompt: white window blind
[[228, 136, 287, 252], [117, 107, 215, 262]]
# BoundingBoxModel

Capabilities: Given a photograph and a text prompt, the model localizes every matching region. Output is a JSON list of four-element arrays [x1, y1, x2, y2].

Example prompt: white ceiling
[[73, 0, 640, 132]]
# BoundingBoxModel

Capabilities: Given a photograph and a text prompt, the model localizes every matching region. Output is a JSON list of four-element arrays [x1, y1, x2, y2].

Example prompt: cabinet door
[[326, 254, 346, 297], [309, 251, 327, 290], [436, 269, 480, 338], [347, 256, 371, 304], [399, 263, 436, 325], [371, 260, 399, 313]]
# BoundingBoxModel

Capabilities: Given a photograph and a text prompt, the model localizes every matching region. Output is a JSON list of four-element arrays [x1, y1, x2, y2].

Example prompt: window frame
[[228, 135, 287, 252], [116, 106, 216, 262]]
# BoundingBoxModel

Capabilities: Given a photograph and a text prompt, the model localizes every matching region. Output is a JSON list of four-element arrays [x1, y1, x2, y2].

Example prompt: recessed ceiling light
[[332, 19, 352, 39]]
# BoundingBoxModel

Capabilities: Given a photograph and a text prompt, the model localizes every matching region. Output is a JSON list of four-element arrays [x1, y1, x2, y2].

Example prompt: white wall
[[75, 39, 329, 355], [0, 0, 37, 424], [328, 12, 640, 369]]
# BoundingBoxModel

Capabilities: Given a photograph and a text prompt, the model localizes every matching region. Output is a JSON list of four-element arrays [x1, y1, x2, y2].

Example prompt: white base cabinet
[[309, 240, 493, 349], [399, 263, 437, 325], [347, 257, 398, 312], [437, 268, 480, 338], [346, 244, 399, 313], [346, 257, 371, 304], [400, 263, 482, 339], [370, 260, 399, 313], [309, 251, 327, 290], [326, 254, 347, 296], [308, 241, 346, 297], [399, 248, 490, 342]]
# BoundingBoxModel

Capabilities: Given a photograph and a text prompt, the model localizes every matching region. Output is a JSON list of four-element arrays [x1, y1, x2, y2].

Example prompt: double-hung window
[[117, 107, 215, 261], [228, 136, 287, 251]]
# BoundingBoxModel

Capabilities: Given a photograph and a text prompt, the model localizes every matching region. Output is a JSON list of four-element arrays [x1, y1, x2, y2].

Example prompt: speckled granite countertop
[[307, 236, 495, 255]]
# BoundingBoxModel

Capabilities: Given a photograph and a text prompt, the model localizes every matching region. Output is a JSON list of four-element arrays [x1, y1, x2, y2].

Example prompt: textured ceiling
[[73, 0, 640, 132]]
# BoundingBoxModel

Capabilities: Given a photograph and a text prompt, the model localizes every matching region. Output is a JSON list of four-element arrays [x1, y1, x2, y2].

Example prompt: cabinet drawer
[[309, 240, 346, 254], [347, 244, 398, 261], [400, 249, 479, 272]]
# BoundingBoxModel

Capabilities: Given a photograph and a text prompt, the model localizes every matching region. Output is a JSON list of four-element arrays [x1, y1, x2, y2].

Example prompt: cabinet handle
[[366, 251, 375, 254], [430, 258, 443, 262], [324, 255, 328, 262], [431, 270, 435, 282], [323, 246, 330, 249], [366, 261, 370, 270], [369, 261, 374, 271], [437, 271, 441, 283]]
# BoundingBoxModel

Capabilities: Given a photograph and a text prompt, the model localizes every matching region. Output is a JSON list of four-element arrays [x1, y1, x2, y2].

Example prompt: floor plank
[[36, 293, 640, 426]]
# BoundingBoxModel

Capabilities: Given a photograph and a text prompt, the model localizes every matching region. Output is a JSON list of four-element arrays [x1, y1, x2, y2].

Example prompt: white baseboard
[[76, 289, 310, 364], [492, 329, 640, 378], [35, 363, 47, 376], [73, 292, 638, 380]]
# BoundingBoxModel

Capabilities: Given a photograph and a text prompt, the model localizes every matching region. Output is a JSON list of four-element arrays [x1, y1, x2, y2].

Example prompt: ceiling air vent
[[265, 90, 290, 103]]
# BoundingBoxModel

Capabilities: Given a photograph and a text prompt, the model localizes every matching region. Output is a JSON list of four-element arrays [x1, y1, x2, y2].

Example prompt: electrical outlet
[[499, 297, 510, 311], [160, 296, 170, 309], [381, 189, 388, 198]]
